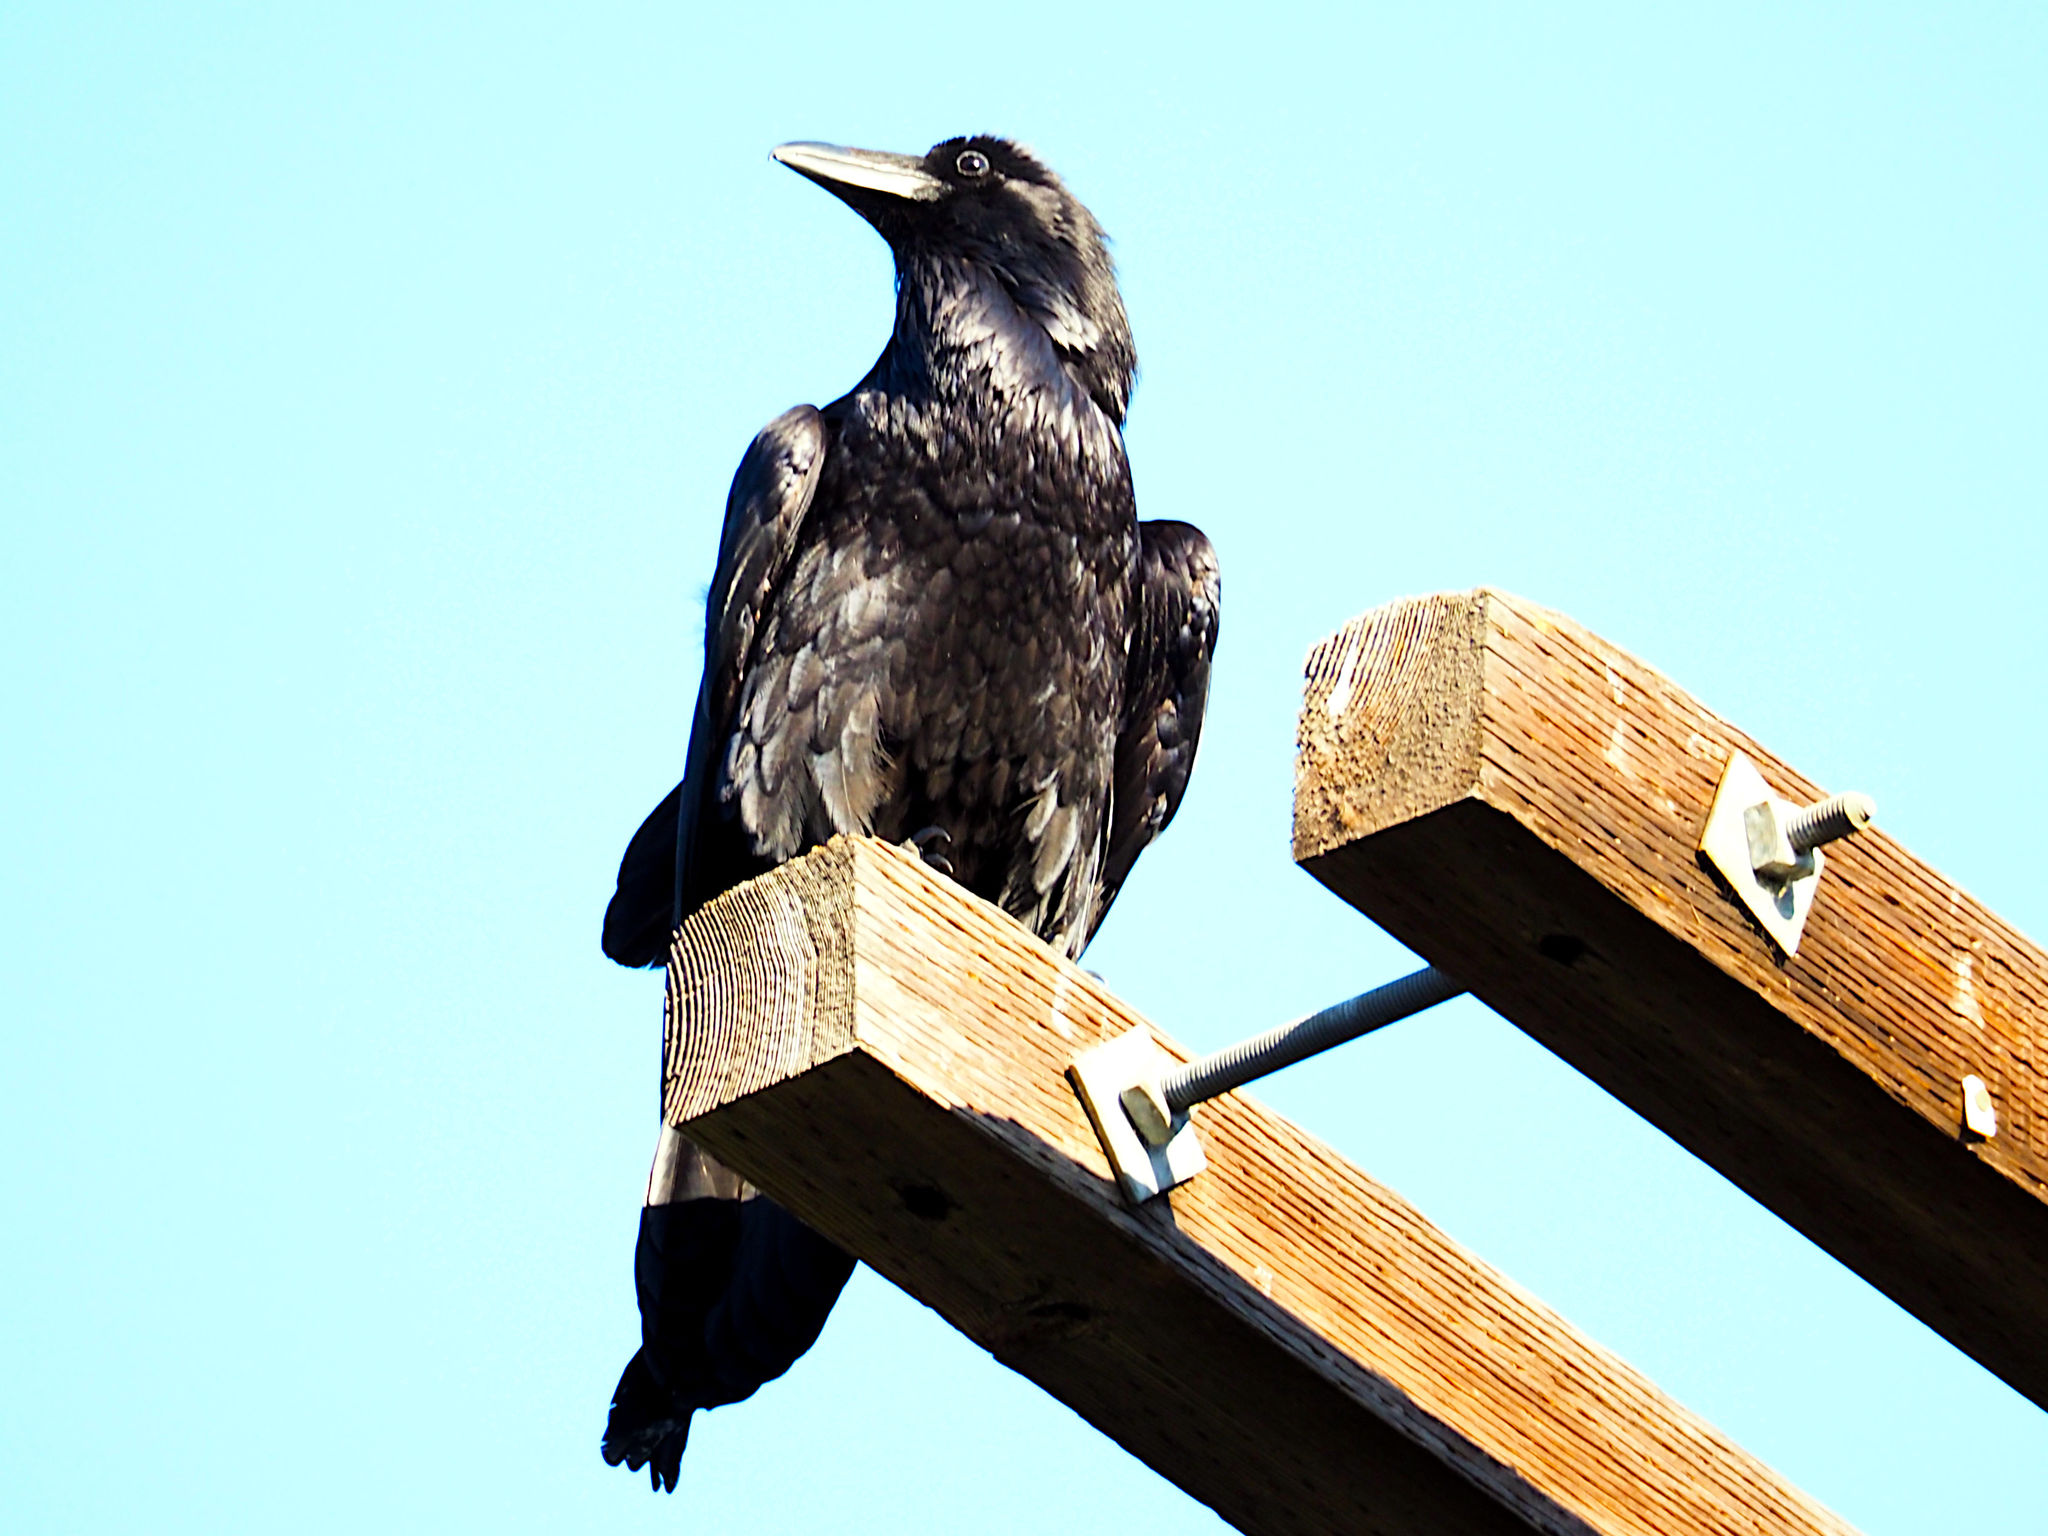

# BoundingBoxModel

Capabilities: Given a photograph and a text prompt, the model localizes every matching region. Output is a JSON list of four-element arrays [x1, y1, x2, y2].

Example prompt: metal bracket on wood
[[1697, 751, 1875, 957], [1068, 1026, 1209, 1204], [1070, 967, 1465, 1204]]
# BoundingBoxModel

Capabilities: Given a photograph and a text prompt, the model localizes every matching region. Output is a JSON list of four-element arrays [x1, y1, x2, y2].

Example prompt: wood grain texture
[[1296, 588, 2048, 1409], [664, 836, 1852, 1536]]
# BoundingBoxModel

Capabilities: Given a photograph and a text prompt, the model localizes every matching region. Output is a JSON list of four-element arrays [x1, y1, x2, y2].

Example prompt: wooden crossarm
[[1294, 588, 2048, 1409], [660, 835, 1853, 1536]]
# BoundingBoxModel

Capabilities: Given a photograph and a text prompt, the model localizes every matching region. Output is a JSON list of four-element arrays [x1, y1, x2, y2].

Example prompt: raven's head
[[773, 136, 1136, 423]]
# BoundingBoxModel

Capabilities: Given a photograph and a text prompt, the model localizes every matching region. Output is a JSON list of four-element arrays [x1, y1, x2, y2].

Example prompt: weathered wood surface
[[663, 836, 1853, 1536], [1295, 588, 2048, 1409]]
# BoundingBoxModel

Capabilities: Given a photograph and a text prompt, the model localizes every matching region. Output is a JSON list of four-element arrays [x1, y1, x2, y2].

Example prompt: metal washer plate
[[1069, 1027, 1207, 1205], [1698, 751, 1824, 957]]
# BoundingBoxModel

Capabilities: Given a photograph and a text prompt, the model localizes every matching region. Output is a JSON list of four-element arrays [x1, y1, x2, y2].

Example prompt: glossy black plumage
[[600, 135, 1219, 1492]]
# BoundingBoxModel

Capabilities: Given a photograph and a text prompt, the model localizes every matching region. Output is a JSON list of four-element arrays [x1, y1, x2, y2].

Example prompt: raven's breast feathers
[[600, 394, 1218, 966], [713, 363, 1143, 958]]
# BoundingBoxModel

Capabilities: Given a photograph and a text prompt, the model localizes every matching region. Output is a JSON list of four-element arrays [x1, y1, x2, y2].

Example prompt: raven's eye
[[955, 149, 991, 178]]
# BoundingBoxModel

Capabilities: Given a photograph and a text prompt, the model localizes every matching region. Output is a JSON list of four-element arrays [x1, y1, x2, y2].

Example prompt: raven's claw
[[903, 825, 955, 877]]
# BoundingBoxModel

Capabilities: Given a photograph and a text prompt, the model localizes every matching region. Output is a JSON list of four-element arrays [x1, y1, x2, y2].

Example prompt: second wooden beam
[[1295, 588, 2048, 1409]]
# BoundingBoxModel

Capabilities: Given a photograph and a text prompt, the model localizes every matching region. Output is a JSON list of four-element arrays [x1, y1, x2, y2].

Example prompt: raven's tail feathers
[[601, 1195, 854, 1493], [705, 1199, 857, 1396]]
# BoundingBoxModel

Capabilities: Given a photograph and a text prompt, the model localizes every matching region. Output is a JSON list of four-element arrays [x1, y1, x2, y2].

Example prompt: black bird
[[599, 135, 1220, 1491]]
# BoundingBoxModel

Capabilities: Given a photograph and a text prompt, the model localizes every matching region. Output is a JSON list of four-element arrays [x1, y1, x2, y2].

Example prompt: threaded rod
[[1785, 792, 1877, 853], [1160, 966, 1465, 1114]]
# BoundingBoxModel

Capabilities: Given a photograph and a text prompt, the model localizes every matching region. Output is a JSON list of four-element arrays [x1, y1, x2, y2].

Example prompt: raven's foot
[[902, 825, 954, 877], [602, 1350, 692, 1493]]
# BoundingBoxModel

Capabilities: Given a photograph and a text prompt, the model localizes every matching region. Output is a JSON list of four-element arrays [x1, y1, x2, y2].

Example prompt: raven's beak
[[772, 142, 945, 205]]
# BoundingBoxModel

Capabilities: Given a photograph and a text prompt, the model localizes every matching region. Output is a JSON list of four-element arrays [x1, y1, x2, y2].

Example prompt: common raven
[[600, 135, 1220, 1491]]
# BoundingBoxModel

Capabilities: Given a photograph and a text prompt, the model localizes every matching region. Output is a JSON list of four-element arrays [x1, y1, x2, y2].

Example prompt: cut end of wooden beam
[[662, 838, 859, 1126], [1295, 589, 1497, 866]]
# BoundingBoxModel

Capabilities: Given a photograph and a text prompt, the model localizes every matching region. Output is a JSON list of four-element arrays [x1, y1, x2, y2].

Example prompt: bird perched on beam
[[599, 134, 1220, 1491]]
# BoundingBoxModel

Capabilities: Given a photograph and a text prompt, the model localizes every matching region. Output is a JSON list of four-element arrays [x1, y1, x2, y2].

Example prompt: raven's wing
[[1091, 520, 1221, 936], [602, 405, 827, 967], [598, 405, 848, 1485]]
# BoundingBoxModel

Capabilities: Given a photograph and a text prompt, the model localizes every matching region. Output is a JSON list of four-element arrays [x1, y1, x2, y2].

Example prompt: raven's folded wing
[[1093, 520, 1220, 935], [602, 405, 828, 967]]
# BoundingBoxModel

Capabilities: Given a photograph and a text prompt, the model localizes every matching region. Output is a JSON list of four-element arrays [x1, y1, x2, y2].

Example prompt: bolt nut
[[1119, 1076, 1175, 1148], [1743, 801, 1816, 884]]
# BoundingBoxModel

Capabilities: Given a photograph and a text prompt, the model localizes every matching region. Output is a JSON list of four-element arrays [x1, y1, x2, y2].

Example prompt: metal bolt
[[1746, 790, 1876, 884]]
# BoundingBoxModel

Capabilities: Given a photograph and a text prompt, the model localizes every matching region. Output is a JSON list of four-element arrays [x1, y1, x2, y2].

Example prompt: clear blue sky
[[5, 4, 2044, 1531]]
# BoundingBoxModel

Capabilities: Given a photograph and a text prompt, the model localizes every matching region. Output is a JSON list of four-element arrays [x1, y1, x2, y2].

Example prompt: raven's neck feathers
[[884, 244, 1130, 428]]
